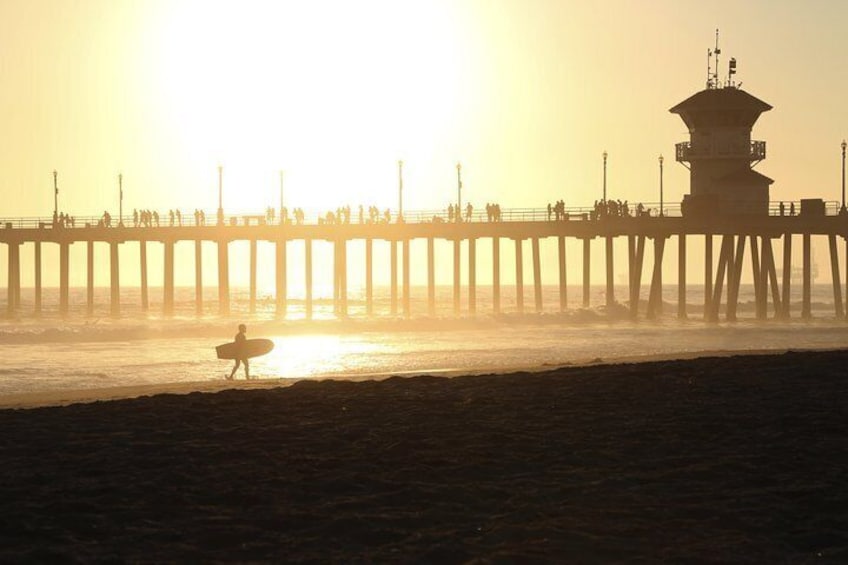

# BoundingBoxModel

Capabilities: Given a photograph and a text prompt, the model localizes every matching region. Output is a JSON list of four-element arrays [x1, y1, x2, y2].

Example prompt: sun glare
[[152, 1, 474, 212]]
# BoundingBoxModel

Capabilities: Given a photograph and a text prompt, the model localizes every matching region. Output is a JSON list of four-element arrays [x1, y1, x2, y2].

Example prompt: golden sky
[[2, 0, 847, 220]]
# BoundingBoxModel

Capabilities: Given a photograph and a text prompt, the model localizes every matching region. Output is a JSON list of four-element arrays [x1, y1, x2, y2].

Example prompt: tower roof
[[669, 87, 772, 129]]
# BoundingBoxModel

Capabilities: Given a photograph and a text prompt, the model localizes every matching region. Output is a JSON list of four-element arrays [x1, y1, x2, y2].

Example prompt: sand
[[0, 349, 846, 562]]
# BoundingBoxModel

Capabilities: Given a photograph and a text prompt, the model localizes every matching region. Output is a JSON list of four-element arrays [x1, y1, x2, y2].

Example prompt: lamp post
[[456, 162, 462, 223], [841, 139, 846, 213], [398, 160, 404, 222], [217, 165, 224, 225], [658, 154, 664, 217], [52, 170, 58, 223], [118, 173, 124, 226], [602, 150, 608, 202]]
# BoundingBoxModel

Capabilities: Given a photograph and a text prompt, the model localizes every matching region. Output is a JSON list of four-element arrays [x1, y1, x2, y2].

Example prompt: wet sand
[[0, 349, 846, 562]]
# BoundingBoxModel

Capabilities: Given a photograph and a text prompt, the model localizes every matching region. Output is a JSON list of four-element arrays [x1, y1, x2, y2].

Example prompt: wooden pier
[[2, 206, 847, 321]]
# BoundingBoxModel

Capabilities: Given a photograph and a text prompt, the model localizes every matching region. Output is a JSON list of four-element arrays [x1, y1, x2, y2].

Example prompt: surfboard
[[215, 338, 275, 360]]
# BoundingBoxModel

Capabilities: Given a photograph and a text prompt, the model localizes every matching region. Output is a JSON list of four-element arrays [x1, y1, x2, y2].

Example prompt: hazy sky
[[2, 0, 847, 220]]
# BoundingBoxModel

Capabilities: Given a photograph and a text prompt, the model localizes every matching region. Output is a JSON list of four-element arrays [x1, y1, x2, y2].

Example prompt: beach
[[0, 350, 846, 562]]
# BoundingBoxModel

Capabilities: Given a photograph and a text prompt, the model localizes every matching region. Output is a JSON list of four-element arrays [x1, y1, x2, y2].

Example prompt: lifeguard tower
[[671, 32, 773, 216]]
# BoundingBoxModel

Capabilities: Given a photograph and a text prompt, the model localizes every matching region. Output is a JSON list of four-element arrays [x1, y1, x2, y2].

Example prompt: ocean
[[1, 283, 846, 396]]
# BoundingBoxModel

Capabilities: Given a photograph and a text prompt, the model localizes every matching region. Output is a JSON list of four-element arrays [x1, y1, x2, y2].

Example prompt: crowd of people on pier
[[52, 212, 75, 228], [54, 196, 830, 230]]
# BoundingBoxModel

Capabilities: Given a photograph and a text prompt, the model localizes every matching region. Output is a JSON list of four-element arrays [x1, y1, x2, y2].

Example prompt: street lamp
[[52, 170, 58, 223], [217, 165, 224, 225], [602, 150, 608, 202], [841, 139, 846, 213], [658, 154, 665, 217], [456, 162, 462, 223], [118, 173, 124, 226], [398, 160, 404, 222]]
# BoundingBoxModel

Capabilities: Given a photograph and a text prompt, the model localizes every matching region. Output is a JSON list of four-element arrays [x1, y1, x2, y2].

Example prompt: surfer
[[228, 324, 250, 380]]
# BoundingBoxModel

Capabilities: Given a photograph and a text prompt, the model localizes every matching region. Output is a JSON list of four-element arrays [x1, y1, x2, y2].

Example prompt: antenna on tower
[[713, 28, 721, 88], [706, 29, 722, 89]]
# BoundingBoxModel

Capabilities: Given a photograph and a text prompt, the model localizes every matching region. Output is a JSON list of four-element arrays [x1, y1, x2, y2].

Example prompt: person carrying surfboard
[[228, 324, 250, 380]]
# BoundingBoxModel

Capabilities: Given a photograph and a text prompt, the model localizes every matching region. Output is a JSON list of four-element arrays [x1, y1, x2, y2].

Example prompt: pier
[[3, 204, 848, 321]]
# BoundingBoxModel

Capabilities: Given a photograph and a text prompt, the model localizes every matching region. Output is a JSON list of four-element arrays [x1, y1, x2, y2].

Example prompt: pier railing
[[1, 200, 839, 230]]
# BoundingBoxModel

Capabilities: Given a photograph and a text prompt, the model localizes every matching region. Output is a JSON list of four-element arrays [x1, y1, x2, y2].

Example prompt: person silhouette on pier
[[227, 324, 250, 380]]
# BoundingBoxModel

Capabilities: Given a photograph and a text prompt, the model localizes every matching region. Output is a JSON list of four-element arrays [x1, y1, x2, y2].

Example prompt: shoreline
[[1, 346, 842, 410]]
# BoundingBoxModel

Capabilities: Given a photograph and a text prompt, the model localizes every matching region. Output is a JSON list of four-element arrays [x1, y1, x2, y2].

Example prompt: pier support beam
[[782, 233, 792, 319], [276, 239, 287, 318], [750, 235, 764, 320], [709, 235, 733, 322], [305, 239, 313, 320], [342, 239, 350, 317], [582, 238, 590, 308], [515, 239, 524, 314], [217, 240, 230, 316], [7, 243, 20, 315], [86, 241, 95, 316], [390, 240, 398, 316], [678, 233, 686, 319], [646, 237, 666, 319], [532, 237, 542, 313], [558, 236, 566, 312], [763, 237, 782, 318], [140, 240, 149, 312], [453, 239, 461, 315], [195, 240, 203, 316], [34, 241, 42, 316], [493, 237, 501, 315], [366, 238, 373, 317], [468, 238, 476, 315], [163, 241, 174, 316], [828, 234, 844, 319], [427, 237, 435, 316], [249, 239, 257, 314], [628, 236, 646, 319], [704, 234, 713, 321], [402, 239, 412, 318], [605, 236, 614, 308], [802, 234, 811, 319], [59, 242, 70, 317], [726, 235, 746, 322]]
